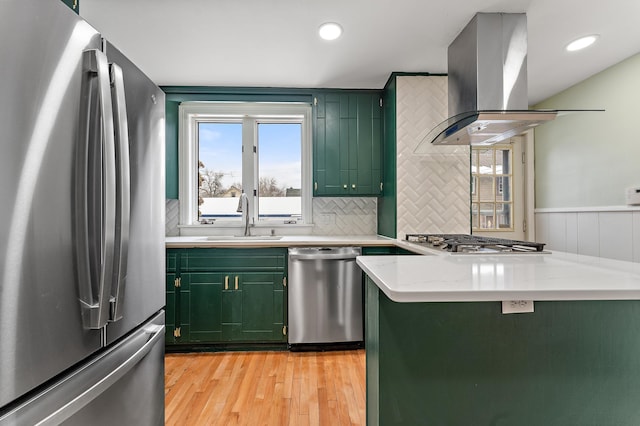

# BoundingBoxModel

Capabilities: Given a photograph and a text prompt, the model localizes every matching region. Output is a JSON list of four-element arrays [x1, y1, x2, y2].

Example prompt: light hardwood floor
[[165, 350, 366, 426]]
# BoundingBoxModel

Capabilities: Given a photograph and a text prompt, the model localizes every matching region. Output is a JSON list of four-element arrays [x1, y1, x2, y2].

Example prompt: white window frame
[[178, 102, 312, 229], [471, 144, 514, 232]]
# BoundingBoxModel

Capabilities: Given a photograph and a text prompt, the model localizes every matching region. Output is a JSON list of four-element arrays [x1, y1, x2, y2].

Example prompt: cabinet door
[[60, 0, 79, 13], [314, 92, 350, 195], [314, 92, 382, 196], [185, 272, 222, 342], [241, 272, 286, 342], [165, 250, 180, 344], [221, 272, 286, 342], [221, 273, 242, 341], [165, 272, 178, 344], [351, 93, 382, 195], [165, 275, 191, 344]]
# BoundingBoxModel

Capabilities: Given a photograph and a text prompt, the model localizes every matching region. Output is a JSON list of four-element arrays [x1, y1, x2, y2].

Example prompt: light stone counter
[[165, 235, 398, 248], [357, 250, 640, 302]]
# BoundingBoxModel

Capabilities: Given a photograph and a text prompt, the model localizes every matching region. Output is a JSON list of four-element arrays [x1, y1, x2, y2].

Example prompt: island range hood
[[417, 13, 594, 150]]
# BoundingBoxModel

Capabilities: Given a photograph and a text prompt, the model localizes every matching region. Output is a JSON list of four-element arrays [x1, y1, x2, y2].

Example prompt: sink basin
[[204, 235, 283, 241]]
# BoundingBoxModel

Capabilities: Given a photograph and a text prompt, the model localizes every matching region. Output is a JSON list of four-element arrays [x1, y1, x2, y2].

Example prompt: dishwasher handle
[[288, 247, 361, 261]]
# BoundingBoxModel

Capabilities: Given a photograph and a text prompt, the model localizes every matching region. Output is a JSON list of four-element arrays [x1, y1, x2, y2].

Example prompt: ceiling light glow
[[319, 22, 342, 41], [566, 35, 599, 52]]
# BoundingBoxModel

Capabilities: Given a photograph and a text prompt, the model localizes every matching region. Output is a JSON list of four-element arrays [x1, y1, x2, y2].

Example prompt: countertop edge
[[165, 235, 401, 249], [357, 253, 640, 303]]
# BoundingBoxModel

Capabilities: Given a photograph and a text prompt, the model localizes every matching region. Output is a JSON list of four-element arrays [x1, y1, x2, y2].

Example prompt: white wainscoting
[[535, 207, 640, 263]]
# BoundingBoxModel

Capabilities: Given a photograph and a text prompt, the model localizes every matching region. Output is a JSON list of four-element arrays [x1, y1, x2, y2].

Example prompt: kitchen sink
[[203, 235, 284, 241]]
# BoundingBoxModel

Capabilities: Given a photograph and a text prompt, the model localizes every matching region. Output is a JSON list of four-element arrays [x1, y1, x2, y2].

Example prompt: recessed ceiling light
[[566, 35, 599, 52], [318, 22, 343, 41]]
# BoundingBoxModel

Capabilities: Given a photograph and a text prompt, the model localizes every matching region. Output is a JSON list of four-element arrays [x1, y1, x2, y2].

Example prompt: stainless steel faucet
[[236, 193, 250, 236]]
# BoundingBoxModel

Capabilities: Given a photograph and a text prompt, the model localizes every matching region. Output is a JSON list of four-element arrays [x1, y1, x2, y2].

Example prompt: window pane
[[495, 148, 511, 175], [479, 176, 494, 201], [497, 176, 511, 202], [198, 122, 243, 220], [479, 203, 495, 229], [496, 203, 512, 229], [478, 149, 494, 174], [257, 123, 302, 220]]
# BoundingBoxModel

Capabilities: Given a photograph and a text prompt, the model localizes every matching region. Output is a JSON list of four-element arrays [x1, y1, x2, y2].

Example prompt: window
[[179, 102, 312, 227], [471, 145, 513, 231]]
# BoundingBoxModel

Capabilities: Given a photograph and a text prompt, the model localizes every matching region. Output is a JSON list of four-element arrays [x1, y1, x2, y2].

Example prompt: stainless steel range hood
[[416, 13, 594, 150]]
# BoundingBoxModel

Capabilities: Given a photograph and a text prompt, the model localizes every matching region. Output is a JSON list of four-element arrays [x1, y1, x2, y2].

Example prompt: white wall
[[534, 53, 640, 262], [534, 53, 640, 208]]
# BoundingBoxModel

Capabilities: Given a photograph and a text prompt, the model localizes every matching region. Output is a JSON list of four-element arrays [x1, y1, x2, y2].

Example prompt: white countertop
[[166, 234, 640, 302], [357, 251, 640, 303], [165, 234, 396, 248]]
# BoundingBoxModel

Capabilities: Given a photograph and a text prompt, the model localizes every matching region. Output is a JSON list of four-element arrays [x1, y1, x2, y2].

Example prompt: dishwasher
[[287, 247, 363, 348]]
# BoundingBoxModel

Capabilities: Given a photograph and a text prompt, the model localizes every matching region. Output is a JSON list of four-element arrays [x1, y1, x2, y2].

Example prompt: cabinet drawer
[[181, 248, 286, 272]]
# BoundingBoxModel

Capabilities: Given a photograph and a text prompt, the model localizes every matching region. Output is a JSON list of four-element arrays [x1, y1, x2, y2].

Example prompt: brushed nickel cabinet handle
[[224, 276, 229, 290], [235, 276, 239, 290]]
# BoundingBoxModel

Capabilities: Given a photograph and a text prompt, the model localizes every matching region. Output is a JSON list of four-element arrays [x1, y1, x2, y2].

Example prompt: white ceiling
[[81, 0, 640, 105]]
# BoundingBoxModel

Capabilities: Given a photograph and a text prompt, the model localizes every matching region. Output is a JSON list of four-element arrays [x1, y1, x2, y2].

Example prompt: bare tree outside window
[[199, 167, 226, 197], [259, 176, 285, 197]]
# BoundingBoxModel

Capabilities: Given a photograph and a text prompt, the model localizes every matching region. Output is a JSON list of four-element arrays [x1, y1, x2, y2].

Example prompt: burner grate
[[406, 234, 546, 252]]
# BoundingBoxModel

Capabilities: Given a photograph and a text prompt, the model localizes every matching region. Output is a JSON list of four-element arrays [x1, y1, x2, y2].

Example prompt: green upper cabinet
[[313, 91, 382, 196], [60, 0, 79, 13]]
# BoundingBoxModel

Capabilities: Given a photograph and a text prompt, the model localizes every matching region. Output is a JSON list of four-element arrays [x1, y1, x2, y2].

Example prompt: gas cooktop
[[406, 234, 547, 254]]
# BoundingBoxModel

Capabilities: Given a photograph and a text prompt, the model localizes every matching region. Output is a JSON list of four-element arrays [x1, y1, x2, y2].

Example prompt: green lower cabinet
[[187, 272, 223, 342], [361, 246, 414, 256], [221, 272, 285, 342], [165, 248, 287, 346], [366, 277, 640, 425], [60, 0, 79, 13], [166, 272, 190, 344], [165, 272, 177, 343], [166, 249, 182, 344]]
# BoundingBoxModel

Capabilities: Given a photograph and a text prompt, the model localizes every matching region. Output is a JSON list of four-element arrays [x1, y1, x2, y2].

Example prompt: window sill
[[178, 223, 314, 237]]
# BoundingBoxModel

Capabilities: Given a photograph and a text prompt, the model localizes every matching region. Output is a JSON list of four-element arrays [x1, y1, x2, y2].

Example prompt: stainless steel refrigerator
[[0, 0, 166, 424]]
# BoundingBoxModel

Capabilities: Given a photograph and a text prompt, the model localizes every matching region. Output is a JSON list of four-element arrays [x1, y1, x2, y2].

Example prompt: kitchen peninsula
[[358, 252, 640, 425]]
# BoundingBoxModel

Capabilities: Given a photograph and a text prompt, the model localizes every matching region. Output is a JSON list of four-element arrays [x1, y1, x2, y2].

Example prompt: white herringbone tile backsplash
[[396, 76, 470, 239], [165, 197, 377, 236], [312, 197, 377, 235], [166, 199, 180, 236]]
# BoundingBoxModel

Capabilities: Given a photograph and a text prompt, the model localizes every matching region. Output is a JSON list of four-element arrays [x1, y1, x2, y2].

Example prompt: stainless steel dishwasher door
[[288, 247, 363, 345]]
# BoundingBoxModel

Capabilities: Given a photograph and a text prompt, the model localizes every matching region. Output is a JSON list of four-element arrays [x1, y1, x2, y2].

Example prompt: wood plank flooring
[[165, 350, 366, 426]]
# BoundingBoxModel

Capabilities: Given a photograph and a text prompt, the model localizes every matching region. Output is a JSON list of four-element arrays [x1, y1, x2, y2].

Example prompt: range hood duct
[[417, 13, 595, 150]]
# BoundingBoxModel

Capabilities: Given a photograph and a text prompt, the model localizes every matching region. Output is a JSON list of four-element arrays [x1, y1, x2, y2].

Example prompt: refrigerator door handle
[[75, 49, 117, 330], [6, 322, 166, 426], [108, 62, 131, 323]]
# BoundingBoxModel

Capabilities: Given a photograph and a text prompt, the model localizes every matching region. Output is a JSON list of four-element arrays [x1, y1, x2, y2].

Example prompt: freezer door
[[0, 312, 165, 426], [103, 42, 166, 344], [0, 0, 105, 408]]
